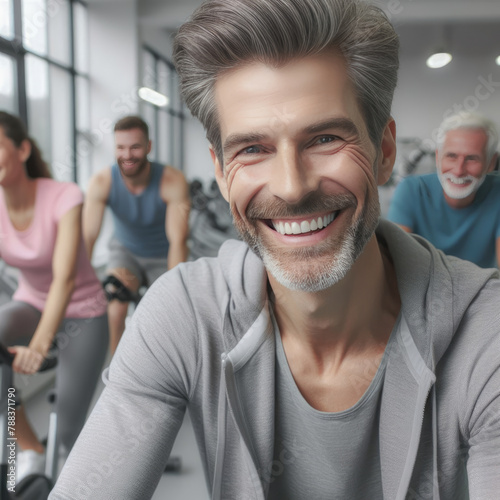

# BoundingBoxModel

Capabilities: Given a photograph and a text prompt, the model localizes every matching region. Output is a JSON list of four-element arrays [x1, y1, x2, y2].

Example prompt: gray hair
[[437, 112, 499, 164], [173, 0, 399, 164]]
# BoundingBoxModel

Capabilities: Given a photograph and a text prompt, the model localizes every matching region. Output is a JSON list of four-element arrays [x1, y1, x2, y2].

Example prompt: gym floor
[[25, 353, 209, 499]]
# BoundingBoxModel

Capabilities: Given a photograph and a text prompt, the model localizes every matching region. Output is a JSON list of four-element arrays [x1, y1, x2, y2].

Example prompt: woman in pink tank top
[[0, 111, 109, 482]]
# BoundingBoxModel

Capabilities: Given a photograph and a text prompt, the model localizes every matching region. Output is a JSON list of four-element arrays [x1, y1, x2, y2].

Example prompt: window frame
[[141, 45, 185, 171], [0, 0, 89, 182]]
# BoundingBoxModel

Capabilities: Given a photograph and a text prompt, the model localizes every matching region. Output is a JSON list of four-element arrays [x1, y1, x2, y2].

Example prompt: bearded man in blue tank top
[[83, 116, 190, 353]]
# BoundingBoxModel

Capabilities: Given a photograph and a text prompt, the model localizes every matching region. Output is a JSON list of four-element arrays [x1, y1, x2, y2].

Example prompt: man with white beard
[[388, 112, 500, 268]]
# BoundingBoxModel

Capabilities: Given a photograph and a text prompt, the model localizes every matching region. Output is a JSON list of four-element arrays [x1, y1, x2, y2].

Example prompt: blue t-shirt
[[387, 173, 500, 268]]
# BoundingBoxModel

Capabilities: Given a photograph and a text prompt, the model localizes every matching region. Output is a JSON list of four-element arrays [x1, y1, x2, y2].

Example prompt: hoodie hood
[[218, 218, 497, 371], [377, 219, 498, 370]]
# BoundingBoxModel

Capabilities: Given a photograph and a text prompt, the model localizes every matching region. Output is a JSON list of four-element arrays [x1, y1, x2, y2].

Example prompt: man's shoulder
[[440, 271, 500, 362], [401, 173, 439, 190], [87, 167, 112, 200], [158, 164, 188, 200], [159, 164, 186, 183], [485, 173, 500, 194]]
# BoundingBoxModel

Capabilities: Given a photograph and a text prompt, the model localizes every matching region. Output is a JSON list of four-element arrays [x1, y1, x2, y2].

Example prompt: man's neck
[[120, 161, 152, 193], [269, 235, 401, 365], [443, 190, 476, 209]]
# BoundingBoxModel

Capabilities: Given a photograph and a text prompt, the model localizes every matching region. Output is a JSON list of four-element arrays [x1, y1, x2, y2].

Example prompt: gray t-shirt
[[267, 314, 400, 500]]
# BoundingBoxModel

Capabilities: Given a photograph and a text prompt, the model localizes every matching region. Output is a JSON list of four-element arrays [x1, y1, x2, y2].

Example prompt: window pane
[[172, 116, 183, 169], [0, 53, 17, 113], [142, 103, 156, 159], [50, 65, 73, 181], [22, 0, 48, 56], [142, 50, 156, 89], [171, 72, 181, 114], [25, 54, 50, 162], [0, 0, 14, 39], [73, 2, 89, 73], [76, 75, 90, 131], [48, 0, 70, 66], [76, 131, 91, 187], [158, 61, 170, 100], [158, 110, 169, 165]]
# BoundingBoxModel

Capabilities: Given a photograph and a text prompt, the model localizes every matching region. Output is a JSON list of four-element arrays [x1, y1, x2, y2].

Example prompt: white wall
[[184, 117, 214, 184], [87, 0, 139, 181], [393, 54, 500, 150], [86, 0, 140, 266], [139, 25, 173, 60], [138, 25, 215, 184]]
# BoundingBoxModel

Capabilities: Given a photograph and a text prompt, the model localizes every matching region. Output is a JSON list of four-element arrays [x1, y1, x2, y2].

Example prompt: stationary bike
[[0, 344, 58, 500]]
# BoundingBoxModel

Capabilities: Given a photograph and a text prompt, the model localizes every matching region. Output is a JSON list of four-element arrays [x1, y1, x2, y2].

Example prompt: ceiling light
[[426, 52, 452, 69], [138, 87, 168, 107], [496, 55, 500, 66]]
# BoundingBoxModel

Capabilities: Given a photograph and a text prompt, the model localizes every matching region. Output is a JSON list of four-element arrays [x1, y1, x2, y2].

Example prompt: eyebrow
[[304, 118, 359, 137], [223, 133, 269, 157], [222, 117, 360, 157]]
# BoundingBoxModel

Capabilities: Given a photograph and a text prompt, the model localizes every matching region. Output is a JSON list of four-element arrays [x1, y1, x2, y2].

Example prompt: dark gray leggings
[[0, 300, 109, 454]]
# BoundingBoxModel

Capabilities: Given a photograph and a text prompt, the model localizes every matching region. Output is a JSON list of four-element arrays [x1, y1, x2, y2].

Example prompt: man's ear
[[487, 152, 498, 173], [147, 140, 152, 155], [210, 146, 229, 201], [377, 118, 397, 186]]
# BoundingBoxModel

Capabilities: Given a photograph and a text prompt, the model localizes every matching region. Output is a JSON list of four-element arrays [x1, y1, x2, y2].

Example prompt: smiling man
[[83, 115, 190, 353], [51, 1, 500, 499], [388, 112, 500, 268]]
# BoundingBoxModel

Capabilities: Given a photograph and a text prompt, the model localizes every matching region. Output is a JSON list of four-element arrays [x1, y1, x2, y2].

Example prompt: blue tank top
[[108, 162, 169, 258]]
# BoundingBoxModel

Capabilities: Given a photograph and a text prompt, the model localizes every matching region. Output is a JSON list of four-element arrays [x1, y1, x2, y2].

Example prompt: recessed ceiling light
[[496, 55, 500, 66], [138, 87, 169, 107], [426, 52, 452, 69]]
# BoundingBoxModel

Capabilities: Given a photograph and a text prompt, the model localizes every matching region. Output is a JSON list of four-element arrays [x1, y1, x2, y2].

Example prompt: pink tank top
[[0, 178, 106, 318]]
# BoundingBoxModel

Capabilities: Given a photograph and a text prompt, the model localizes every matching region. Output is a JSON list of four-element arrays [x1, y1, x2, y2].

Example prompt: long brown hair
[[0, 111, 52, 179]]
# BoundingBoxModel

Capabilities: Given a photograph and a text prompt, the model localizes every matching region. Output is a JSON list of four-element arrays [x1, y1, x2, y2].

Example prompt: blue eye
[[317, 136, 338, 144], [241, 145, 261, 154]]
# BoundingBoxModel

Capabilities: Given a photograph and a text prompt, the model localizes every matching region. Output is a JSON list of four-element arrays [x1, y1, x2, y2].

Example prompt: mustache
[[246, 192, 356, 220], [442, 173, 478, 182]]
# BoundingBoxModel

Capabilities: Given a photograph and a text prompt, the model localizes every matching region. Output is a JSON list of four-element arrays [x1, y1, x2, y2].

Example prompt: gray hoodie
[[50, 220, 500, 500]]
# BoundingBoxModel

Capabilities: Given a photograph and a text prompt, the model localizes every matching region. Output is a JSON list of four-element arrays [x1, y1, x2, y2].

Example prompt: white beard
[[438, 171, 485, 200]]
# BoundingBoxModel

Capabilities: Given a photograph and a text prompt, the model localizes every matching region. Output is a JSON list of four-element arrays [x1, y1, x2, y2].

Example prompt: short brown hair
[[114, 115, 149, 140]]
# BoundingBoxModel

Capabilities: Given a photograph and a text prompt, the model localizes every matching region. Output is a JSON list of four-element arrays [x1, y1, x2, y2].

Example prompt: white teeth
[[272, 212, 338, 235]]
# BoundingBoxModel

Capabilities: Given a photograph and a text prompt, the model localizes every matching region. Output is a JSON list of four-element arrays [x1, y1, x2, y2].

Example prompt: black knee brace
[[102, 275, 138, 303]]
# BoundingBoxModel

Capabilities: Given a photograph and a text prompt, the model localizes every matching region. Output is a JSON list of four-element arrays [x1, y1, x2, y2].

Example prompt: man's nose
[[268, 148, 320, 204], [453, 156, 468, 176]]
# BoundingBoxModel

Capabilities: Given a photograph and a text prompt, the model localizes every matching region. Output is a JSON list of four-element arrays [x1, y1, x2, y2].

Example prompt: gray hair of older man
[[173, 0, 400, 165], [437, 112, 499, 164]]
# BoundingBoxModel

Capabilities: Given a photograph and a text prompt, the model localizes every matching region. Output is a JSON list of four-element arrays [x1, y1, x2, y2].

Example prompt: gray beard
[[233, 192, 381, 292]]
